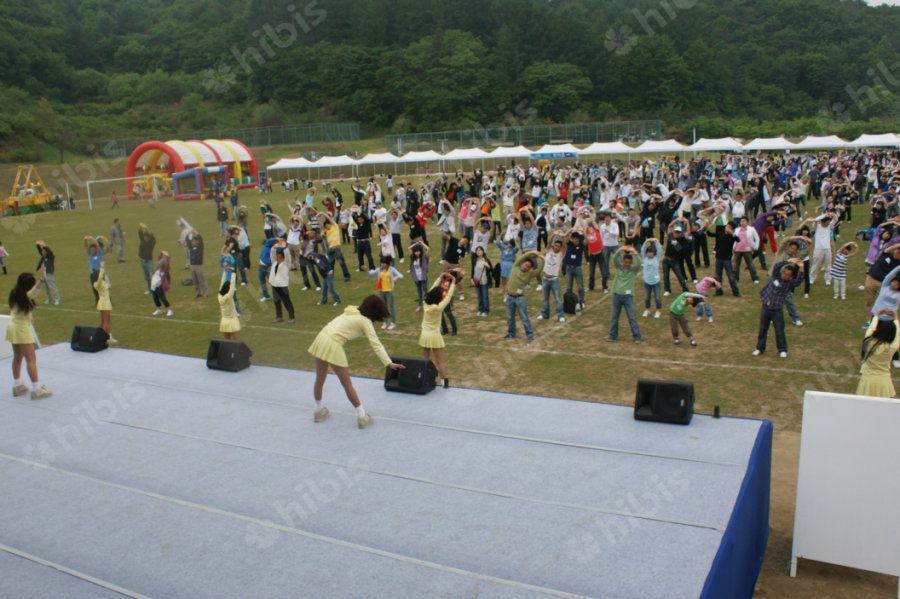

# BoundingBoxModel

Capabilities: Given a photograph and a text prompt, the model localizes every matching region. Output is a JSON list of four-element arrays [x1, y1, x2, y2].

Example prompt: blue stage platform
[[0, 344, 771, 598]]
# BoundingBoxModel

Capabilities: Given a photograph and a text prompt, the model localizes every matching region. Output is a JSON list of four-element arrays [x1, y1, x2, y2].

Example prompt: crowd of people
[[6, 148, 900, 415]]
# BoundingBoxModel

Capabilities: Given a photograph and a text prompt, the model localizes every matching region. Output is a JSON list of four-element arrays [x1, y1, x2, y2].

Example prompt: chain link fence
[[100, 123, 361, 157], [384, 120, 662, 154]]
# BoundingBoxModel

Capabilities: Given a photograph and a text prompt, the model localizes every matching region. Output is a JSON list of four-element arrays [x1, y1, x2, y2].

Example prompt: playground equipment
[[2, 165, 54, 215], [125, 139, 258, 200]]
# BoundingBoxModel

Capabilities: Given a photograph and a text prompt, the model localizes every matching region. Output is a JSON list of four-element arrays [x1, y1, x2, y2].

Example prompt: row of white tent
[[268, 133, 900, 172]]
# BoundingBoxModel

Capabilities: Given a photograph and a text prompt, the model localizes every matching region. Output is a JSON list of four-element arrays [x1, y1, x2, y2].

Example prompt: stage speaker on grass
[[71, 325, 109, 353], [207, 339, 252, 372], [634, 379, 694, 425], [384, 356, 437, 395]]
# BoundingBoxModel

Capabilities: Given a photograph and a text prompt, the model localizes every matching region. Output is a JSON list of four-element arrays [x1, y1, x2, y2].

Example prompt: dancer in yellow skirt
[[419, 270, 459, 388], [93, 262, 116, 345], [857, 309, 899, 397], [308, 294, 404, 429], [218, 270, 241, 340], [6, 270, 51, 399]]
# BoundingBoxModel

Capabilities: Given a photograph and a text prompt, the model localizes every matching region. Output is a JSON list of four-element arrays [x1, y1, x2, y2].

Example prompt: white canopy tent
[[356, 152, 399, 165], [742, 137, 797, 151], [688, 137, 744, 152], [633, 139, 688, 153], [793, 135, 851, 150], [848, 133, 900, 148], [268, 157, 316, 171], [532, 143, 581, 157], [394, 150, 443, 175], [488, 146, 532, 159], [579, 141, 634, 155]]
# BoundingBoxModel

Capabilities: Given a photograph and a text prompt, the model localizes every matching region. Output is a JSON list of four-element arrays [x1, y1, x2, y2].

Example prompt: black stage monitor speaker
[[71, 325, 109, 353], [207, 340, 252, 372], [634, 379, 694, 425], [384, 356, 437, 395]]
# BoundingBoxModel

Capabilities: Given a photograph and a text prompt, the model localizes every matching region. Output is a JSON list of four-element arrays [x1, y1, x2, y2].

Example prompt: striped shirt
[[831, 252, 849, 280]]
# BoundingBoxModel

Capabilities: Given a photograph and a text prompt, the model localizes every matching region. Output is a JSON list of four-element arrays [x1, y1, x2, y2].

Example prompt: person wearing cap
[[662, 224, 690, 297]]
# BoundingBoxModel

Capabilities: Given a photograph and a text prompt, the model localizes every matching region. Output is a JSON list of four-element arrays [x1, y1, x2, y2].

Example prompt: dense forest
[[1, 0, 899, 160]]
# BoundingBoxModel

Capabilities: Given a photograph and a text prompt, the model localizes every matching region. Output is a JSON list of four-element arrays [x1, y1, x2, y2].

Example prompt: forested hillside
[[1, 0, 899, 159]]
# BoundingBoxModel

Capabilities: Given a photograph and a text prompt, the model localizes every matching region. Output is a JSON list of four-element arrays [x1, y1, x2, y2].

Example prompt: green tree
[[520, 61, 592, 122]]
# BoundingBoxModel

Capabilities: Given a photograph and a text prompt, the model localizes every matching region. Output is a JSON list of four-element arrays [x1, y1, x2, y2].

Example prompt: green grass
[[0, 178, 885, 433]]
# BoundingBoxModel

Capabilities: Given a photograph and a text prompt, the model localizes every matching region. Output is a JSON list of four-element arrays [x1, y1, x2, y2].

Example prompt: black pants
[[663, 258, 687, 294], [299, 257, 321, 288], [588, 253, 603, 290], [440, 301, 457, 335], [682, 255, 697, 282], [715, 258, 740, 296], [272, 286, 295, 319], [357, 239, 375, 270], [693, 234, 709, 267], [152, 287, 170, 308]]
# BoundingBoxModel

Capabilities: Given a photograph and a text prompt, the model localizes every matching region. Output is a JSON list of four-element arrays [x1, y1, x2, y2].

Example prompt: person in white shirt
[[807, 213, 837, 285], [539, 234, 567, 322], [599, 213, 620, 292]]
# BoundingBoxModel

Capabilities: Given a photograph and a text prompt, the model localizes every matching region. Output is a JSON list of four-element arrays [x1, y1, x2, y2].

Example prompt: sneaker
[[415, 306, 422, 312], [399, 258, 404, 263], [603, 289, 609, 294], [313, 407, 330, 422], [862, 321, 870, 329], [504, 334, 516, 340], [144, 290, 151, 295], [558, 317, 565, 323], [858, 285, 865, 291], [690, 339, 697, 347], [779, 351, 787, 358], [152, 309, 163, 316], [458, 294, 465, 301], [317, 300, 325, 305], [386, 323, 396, 330], [241, 282, 247, 286], [752, 349, 762, 356], [825, 281, 831, 286], [606, 336, 616, 342], [381, 322, 387, 329], [692, 279, 699, 284], [260, 296, 270, 302], [633, 338, 642, 344], [286, 318, 295, 324], [892, 360, 900, 369], [12, 384, 28, 397], [654, 310, 661, 319], [333, 301, 341, 306], [357, 413, 374, 429], [642, 309, 650, 317], [166, 309, 174, 317], [695, 316, 702, 321], [794, 320, 803, 327], [30, 386, 52, 400], [302, 286, 310, 291], [108, 336, 118, 345], [803, 293, 809, 299], [833, 295, 838, 300], [753, 280, 760, 284], [536, 314, 545, 320], [663, 291, 670, 297], [674, 338, 681, 345], [707, 317, 713, 323], [54, 300, 60, 305], [535, 285, 542, 291], [841, 295, 846, 300], [316, 287, 321, 291]]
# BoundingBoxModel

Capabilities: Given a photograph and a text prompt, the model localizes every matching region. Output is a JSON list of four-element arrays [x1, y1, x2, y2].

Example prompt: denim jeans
[[643, 283, 661, 309], [733, 251, 758, 283], [476, 283, 490, 313], [565, 265, 585, 304], [327, 246, 351, 280], [541, 277, 563, 319], [381, 291, 396, 324], [662, 258, 687, 294], [600, 246, 618, 290], [695, 301, 713, 318], [257, 265, 270, 299], [320, 272, 340, 303], [715, 258, 740, 295], [140, 258, 154, 290], [505, 294, 533, 339], [609, 293, 641, 340], [414, 280, 427, 307], [757, 304, 787, 352], [785, 292, 800, 324]]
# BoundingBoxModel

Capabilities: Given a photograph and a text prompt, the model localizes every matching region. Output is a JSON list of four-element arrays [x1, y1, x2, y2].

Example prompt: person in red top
[[585, 217, 604, 291]]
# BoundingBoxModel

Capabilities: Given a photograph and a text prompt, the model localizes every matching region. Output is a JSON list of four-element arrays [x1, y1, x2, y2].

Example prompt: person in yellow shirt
[[367, 256, 404, 330], [6, 271, 51, 399], [308, 295, 404, 429], [857, 309, 900, 397], [92, 262, 116, 345], [218, 270, 241, 340], [419, 271, 458, 388]]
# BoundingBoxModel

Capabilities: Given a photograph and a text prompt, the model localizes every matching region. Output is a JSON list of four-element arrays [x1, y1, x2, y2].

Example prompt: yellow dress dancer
[[856, 313, 900, 398], [93, 264, 115, 344], [6, 271, 51, 399], [218, 272, 241, 340], [307, 295, 403, 429], [418, 273, 456, 388]]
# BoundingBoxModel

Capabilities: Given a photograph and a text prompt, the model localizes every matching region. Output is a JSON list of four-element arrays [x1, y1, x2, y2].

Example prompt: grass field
[[0, 174, 896, 597]]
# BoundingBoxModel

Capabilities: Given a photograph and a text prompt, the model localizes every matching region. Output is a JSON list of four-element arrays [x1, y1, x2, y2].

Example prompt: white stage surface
[[0, 344, 769, 598]]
